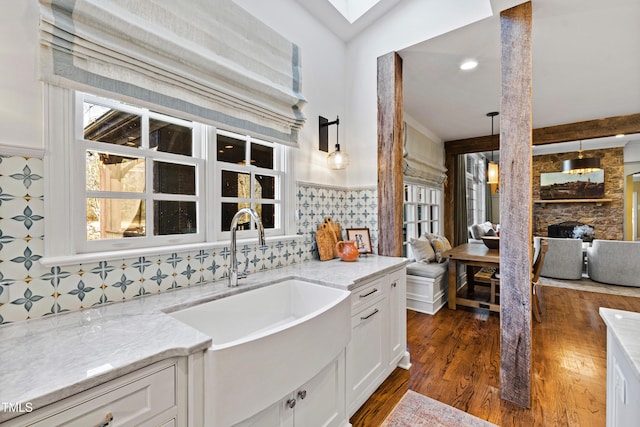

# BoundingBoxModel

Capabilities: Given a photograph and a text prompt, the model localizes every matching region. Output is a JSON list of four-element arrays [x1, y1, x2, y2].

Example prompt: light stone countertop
[[0, 255, 408, 422], [599, 307, 640, 382]]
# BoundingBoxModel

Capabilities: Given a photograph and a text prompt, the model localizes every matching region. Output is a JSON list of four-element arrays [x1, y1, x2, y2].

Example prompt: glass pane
[[404, 204, 415, 222], [431, 205, 439, 221], [154, 201, 197, 235], [86, 151, 145, 193], [255, 174, 275, 199], [83, 102, 141, 147], [256, 203, 275, 229], [221, 170, 251, 198], [221, 202, 250, 232], [430, 189, 439, 204], [149, 119, 192, 156], [86, 198, 145, 240], [419, 205, 429, 221], [250, 143, 274, 169], [217, 134, 246, 165], [153, 162, 196, 195]]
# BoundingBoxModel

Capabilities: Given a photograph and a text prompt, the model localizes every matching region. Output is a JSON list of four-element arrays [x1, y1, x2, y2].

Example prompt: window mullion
[[145, 155, 154, 238]]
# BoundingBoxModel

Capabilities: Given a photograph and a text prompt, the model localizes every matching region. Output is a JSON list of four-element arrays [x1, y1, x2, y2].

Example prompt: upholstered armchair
[[534, 237, 584, 280]]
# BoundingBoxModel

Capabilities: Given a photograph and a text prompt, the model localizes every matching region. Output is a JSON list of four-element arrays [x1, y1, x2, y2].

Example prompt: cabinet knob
[[286, 398, 297, 409], [392, 281, 397, 288], [297, 389, 307, 400], [95, 412, 114, 427]]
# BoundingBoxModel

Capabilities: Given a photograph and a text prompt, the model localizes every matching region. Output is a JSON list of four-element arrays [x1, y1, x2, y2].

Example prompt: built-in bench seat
[[406, 260, 448, 314]]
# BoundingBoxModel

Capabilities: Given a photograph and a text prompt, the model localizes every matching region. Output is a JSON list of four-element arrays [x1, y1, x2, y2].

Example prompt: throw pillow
[[482, 221, 494, 233], [470, 224, 486, 240], [424, 233, 452, 263], [409, 237, 436, 263], [485, 228, 497, 237]]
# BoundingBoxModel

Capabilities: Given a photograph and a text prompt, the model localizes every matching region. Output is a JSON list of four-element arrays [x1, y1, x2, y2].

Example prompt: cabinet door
[[295, 355, 345, 427], [388, 269, 407, 368], [233, 398, 292, 427], [7, 360, 180, 427], [346, 300, 386, 416]]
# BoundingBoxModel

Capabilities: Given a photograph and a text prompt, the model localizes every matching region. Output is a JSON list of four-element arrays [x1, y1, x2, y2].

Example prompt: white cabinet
[[606, 330, 640, 427], [388, 268, 408, 369], [347, 298, 386, 415], [234, 354, 346, 427], [5, 358, 186, 427], [346, 267, 408, 417]]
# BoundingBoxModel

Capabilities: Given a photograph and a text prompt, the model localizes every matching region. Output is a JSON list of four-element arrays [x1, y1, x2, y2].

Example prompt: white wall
[[0, 1, 42, 150], [234, 0, 349, 187], [344, 0, 495, 187]]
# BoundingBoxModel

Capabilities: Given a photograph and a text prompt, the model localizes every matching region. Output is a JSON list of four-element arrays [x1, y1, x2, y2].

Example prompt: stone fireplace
[[533, 147, 624, 240]]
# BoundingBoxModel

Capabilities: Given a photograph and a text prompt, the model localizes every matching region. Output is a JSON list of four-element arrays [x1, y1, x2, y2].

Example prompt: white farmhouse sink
[[168, 279, 351, 426]]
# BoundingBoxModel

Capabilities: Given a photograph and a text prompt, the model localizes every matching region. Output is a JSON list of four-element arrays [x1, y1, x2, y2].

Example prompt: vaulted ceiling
[[296, 0, 640, 152], [399, 0, 640, 152]]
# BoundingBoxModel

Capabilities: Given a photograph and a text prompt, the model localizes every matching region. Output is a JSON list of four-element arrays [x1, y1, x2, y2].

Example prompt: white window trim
[[42, 85, 297, 266]]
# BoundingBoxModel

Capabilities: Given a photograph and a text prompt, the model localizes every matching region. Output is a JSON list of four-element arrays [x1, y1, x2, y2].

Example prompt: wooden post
[[377, 52, 404, 257], [499, 2, 533, 408]]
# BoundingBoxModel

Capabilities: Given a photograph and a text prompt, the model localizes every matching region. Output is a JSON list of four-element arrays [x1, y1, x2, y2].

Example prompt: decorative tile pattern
[[0, 156, 380, 324], [296, 183, 378, 259]]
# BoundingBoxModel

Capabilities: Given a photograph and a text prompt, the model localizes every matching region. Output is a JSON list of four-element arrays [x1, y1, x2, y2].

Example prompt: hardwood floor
[[350, 285, 640, 426]]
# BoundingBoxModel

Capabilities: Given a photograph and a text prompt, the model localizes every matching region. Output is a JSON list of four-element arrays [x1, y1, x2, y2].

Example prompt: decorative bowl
[[482, 236, 500, 250]]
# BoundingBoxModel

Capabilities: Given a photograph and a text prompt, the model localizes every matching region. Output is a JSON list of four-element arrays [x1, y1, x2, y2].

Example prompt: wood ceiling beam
[[444, 112, 640, 156]]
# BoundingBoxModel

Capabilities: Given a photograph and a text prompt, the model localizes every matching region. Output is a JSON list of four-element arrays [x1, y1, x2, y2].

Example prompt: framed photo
[[346, 228, 372, 254], [540, 170, 604, 200]]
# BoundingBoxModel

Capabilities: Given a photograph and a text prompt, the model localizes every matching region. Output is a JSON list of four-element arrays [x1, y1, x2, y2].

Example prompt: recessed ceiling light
[[615, 134, 625, 138], [460, 60, 478, 71]]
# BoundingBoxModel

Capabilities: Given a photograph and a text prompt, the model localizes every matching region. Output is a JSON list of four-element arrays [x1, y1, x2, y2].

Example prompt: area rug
[[381, 390, 497, 427], [539, 276, 640, 298]]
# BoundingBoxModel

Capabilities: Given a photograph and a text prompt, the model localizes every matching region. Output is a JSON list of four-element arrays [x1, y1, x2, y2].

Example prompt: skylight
[[328, 0, 383, 23]]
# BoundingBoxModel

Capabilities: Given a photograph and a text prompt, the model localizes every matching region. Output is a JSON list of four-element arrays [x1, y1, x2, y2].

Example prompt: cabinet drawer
[[16, 361, 177, 427], [350, 277, 385, 312]]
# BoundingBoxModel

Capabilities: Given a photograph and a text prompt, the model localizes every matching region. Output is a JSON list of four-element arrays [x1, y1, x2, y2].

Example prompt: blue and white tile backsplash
[[0, 155, 378, 325]]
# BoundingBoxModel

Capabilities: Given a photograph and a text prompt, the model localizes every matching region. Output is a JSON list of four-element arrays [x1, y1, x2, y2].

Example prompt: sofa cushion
[[408, 237, 436, 263], [406, 260, 449, 279]]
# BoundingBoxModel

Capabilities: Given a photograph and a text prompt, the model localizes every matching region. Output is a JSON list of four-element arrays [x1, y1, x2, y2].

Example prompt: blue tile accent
[[9, 165, 42, 189], [0, 156, 379, 324], [11, 288, 43, 312]]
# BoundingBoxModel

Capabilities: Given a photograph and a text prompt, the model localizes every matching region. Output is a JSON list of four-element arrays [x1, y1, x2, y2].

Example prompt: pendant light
[[562, 140, 601, 175], [319, 115, 350, 170], [486, 111, 499, 184]]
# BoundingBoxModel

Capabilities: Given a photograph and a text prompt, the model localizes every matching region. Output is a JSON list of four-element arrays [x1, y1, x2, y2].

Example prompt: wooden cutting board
[[324, 217, 342, 243], [316, 222, 337, 261]]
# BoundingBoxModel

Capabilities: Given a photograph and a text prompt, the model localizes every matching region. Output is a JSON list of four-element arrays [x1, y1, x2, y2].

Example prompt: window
[[214, 130, 284, 238], [465, 154, 487, 226], [45, 89, 291, 259], [77, 94, 204, 252], [403, 182, 442, 257]]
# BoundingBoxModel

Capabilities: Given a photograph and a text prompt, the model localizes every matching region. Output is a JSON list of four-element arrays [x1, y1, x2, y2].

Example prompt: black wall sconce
[[319, 115, 350, 170]]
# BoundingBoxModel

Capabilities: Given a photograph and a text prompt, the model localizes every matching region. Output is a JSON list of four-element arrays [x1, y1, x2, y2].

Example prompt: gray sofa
[[534, 237, 584, 280], [587, 239, 640, 287]]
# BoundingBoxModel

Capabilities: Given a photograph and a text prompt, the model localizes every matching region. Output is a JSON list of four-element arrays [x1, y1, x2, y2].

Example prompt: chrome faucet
[[228, 207, 265, 287]]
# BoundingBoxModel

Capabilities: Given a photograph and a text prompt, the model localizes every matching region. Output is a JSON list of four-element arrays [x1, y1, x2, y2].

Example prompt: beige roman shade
[[38, 0, 306, 146], [403, 122, 447, 186]]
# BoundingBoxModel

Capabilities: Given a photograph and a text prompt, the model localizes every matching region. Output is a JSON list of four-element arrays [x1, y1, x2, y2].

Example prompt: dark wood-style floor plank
[[350, 286, 640, 426]]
